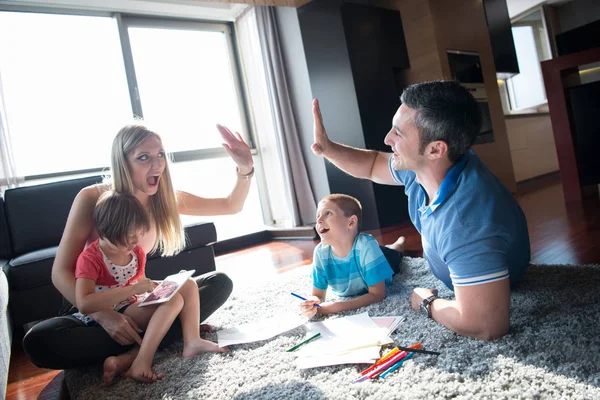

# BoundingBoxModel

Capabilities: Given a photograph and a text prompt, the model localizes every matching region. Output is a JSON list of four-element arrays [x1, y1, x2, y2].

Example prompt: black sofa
[[0, 176, 218, 332]]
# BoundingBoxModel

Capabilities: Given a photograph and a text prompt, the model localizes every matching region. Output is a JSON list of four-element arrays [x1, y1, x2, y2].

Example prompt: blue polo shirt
[[389, 150, 530, 291]]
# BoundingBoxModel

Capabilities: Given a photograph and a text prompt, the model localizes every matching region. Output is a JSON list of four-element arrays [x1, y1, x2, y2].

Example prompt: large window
[[0, 10, 270, 240], [504, 8, 553, 111], [0, 12, 132, 177], [124, 19, 246, 151]]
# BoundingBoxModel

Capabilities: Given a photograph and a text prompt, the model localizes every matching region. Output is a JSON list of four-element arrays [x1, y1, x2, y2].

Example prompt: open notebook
[[291, 312, 396, 369], [138, 269, 195, 307]]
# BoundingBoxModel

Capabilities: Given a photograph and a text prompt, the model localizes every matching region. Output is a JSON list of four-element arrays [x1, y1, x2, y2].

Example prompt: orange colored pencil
[[360, 348, 399, 375], [360, 342, 422, 376]]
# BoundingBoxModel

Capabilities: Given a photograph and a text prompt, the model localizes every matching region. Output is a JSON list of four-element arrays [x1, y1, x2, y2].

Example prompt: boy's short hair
[[321, 194, 362, 231], [94, 191, 150, 247]]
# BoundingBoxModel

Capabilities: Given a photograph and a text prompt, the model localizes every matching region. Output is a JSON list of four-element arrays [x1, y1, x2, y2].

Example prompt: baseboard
[[268, 226, 318, 240], [516, 171, 561, 194], [213, 231, 271, 256], [213, 226, 318, 256]]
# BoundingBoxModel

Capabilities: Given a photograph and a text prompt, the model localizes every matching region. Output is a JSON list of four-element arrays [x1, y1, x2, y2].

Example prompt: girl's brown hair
[[94, 191, 150, 247]]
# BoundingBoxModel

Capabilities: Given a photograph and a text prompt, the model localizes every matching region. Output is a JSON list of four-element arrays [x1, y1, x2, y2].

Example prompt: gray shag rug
[[65, 257, 600, 399]]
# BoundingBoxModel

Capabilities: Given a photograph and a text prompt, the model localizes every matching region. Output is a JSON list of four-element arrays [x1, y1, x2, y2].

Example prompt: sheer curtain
[[236, 6, 317, 227], [0, 70, 20, 193]]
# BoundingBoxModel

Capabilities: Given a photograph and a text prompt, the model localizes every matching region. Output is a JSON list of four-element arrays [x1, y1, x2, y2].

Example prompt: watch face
[[421, 295, 436, 318]]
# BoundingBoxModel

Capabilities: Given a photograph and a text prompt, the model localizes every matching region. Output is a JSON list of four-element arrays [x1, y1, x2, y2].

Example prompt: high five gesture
[[311, 99, 331, 156], [310, 98, 395, 184]]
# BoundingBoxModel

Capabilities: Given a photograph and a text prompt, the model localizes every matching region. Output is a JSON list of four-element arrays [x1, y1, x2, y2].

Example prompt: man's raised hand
[[311, 99, 331, 156]]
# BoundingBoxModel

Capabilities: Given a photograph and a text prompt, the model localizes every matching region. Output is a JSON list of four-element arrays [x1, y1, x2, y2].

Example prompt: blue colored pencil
[[291, 292, 322, 307], [379, 352, 415, 379]]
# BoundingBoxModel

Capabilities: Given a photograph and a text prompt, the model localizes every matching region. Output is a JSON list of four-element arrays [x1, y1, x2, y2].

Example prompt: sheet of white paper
[[293, 312, 392, 358], [217, 314, 305, 347], [294, 346, 381, 369], [371, 315, 405, 335]]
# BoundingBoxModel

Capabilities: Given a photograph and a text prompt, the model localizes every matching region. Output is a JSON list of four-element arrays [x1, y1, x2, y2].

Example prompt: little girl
[[75, 191, 226, 384]]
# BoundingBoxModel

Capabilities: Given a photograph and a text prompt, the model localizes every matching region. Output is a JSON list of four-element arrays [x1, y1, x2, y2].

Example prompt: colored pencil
[[360, 347, 400, 375], [353, 350, 408, 383], [291, 292, 322, 308], [379, 352, 415, 379], [394, 345, 440, 356], [285, 332, 321, 352], [360, 343, 421, 376]]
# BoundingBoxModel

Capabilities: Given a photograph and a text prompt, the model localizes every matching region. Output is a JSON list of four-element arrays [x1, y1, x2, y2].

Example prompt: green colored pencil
[[286, 333, 321, 352]]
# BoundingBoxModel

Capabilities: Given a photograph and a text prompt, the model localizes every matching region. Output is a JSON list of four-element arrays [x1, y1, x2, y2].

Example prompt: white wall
[[505, 115, 559, 181]]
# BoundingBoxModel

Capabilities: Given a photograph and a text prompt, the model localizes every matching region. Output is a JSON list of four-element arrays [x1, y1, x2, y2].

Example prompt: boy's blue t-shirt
[[388, 150, 530, 291], [312, 233, 394, 297]]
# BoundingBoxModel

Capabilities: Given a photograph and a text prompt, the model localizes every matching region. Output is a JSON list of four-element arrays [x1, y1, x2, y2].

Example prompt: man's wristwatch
[[420, 295, 438, 318]]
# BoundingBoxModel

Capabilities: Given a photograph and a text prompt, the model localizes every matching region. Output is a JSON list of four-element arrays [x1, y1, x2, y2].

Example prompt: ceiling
[[0, 0, 250, 21], [506, 0, 574, 18]]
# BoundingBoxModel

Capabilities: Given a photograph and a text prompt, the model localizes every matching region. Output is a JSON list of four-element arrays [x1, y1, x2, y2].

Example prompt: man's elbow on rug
[[472, 321, 510, 341], [449, 279, 511, 340], [457, 315, 510, 341], [440, 307, 510, 340]]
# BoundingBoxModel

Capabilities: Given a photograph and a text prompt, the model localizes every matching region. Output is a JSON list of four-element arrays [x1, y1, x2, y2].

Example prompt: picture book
[[138, 269, 195, 307]]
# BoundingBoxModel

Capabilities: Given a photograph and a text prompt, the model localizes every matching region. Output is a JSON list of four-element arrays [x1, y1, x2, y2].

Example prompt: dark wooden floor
[[6, 175, 600, 400]]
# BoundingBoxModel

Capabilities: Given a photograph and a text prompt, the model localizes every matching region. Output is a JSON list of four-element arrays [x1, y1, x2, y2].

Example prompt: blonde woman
[[24, 124, 252, 384]]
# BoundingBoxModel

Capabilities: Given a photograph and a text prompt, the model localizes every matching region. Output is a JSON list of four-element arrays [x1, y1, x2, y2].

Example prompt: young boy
[[300, 194, 402, 318]]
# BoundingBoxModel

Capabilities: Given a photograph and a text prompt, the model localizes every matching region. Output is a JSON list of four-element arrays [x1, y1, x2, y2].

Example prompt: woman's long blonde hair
[[110, 124, 185, 256]]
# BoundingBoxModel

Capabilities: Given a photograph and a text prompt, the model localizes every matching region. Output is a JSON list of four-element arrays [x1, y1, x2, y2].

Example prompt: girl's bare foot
[[183, 338, 228, 358], [102, 348, 138, 386], [386, 236, 405, 253], [125, 362, 165, 384]]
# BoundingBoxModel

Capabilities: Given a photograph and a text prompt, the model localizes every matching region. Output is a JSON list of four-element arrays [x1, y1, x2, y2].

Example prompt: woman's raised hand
[[217, 124, 253, 174]]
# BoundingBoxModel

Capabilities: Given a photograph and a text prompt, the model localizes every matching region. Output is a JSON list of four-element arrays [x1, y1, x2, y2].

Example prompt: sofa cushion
[[147, 222, 217, 260], [4, 175, 103, 256], [10, 283, 63, 328], [0, 197, 12, 259], [185, 222, 217, 248], [145, 245, 216, 280], [0, 259, 9, 279], [7, 222, 217, 290], [0, 267, 11, 399], [7, 247, 57, 291]]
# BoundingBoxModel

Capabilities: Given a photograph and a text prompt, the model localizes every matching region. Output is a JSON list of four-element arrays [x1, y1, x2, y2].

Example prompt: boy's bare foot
[[183, 338, 229, 358], [386, 236, 405, 253], [125, 362, 165, 384], [102, 348, 139, 386]]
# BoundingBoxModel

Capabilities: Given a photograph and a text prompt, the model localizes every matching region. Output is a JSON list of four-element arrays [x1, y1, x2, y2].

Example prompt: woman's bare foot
[[183, 338, 228, 358], [386, 236, 405, 253], [102, 348, 139, 386], [125, 362, 165, 384]]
